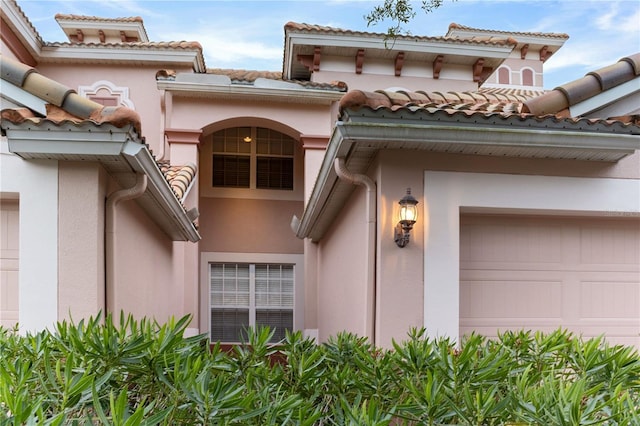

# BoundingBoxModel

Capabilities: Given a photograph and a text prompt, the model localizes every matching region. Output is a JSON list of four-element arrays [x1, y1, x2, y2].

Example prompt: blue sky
[[16, 0, 640, 89]]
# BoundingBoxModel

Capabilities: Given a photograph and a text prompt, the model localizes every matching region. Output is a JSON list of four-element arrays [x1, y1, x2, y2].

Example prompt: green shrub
[[0, 314, 638, 425]]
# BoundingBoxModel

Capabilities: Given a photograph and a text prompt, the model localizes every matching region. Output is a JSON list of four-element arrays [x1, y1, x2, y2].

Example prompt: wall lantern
[[394, 188, 418, 248]]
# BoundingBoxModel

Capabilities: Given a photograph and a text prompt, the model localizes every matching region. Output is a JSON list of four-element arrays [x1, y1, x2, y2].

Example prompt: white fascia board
[[1, 81, 47, 116], [294, 120, 640, 240], [39, 46, 200, 67], [3, 123, 134, 157], [56, 20, 149, 42], [570, 78, 640, 117], [156, 81, 344, 104], [2, 122, 199, 241], [287, 33, 514, 58], [121, 142, 201, 242], [338, 121, 640, 152]]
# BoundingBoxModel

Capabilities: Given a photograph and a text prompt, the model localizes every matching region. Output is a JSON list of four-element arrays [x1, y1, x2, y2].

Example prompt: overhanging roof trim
[[2, 122, 200, 242], [156, 80, 344, 104], [294, 120, 640, 241], [286, 32, 515, 56], [39, 46, 205, 71]]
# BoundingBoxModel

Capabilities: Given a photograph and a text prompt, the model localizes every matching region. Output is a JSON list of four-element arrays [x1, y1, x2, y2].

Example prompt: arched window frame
[[497, 66, 512, 85], [521, 67, 535, 87]]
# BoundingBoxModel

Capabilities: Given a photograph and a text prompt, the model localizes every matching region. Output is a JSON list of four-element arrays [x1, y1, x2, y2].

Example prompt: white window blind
[[210, 263, 294, 342]]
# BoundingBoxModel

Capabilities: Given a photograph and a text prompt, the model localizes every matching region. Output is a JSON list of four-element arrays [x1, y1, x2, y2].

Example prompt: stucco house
[[1, 0, 639, 348]]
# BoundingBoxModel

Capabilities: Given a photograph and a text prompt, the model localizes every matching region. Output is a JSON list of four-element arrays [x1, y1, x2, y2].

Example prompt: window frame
[[200, 252, 304, 343], [210, 127, 297, 192]]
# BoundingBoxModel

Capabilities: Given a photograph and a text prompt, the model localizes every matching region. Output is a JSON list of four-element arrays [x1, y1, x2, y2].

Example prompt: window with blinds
[[212, 127, 294, 190], [210, 263, 294, 342]]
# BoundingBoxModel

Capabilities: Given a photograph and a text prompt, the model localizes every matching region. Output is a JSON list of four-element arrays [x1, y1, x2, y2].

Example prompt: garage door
[[460, 215, 640, 348], [0, 200, 19, 329]]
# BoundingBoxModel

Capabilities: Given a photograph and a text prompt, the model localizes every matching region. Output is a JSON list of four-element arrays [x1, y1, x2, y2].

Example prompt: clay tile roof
[[206, 68, 348, 91], [338, 88, 639, 130], [54, 14, 144, 23], [339, 89, 530, 115], [158, 162, 198, 200], [3, 0, 44, 44], [0, 56, 141, 134], [208, 69, 283, 82], [285, 21, 516, 46], [523, 53, 640, 117], [448, 22, 569, 39], [44, 40, 203, 50]]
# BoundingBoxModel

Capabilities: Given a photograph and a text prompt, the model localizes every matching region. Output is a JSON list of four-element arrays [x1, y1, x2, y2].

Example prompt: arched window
[[211, 127, 294, 190], [522, 68, 534, 86], [498, 67, 511, 85]]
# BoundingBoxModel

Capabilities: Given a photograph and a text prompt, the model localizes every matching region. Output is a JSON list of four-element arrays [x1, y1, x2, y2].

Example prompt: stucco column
[[165, 128, 202, 334], [301, 135, 328, 205], [300, 135, 329, 337], [58, 162, 107, 322]]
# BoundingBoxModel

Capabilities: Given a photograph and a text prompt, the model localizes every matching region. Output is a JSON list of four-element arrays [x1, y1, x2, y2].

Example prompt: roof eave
[[294, 119, 640, 241], [156, 80, 344, 105], [38, 46, 206, 72], [284, 31, 514, 80], [2, 121, 200, 242], [1, 0, 43, 60]]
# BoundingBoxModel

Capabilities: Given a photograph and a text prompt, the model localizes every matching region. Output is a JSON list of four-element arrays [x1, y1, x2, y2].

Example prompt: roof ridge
[[54, 14, 144, 23], [44, 40, 203, 49], [285, 21, 517, 46], [523, 52, 640, 116], [448, 22, 569, 39]]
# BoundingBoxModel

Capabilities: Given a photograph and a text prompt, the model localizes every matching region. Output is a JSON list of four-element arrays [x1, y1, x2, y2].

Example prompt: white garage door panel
[[460, 215, 640, 348], [0, 201, 19, 329]]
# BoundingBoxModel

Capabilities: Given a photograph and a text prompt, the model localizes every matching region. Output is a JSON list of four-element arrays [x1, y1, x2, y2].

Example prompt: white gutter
[[105, 173, 147, 313], [334, 157, 377, 345], [121, 141, 200, 242], [2, 122, 200, 242], [38, 47, 206, 72], [156, 81, 344, 104], [294, 117, 640, 242]]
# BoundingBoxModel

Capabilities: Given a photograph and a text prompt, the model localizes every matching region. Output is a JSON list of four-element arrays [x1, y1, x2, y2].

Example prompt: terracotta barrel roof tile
[[521, 90, 569, 116], [286, 21, 516, 46], [22, 72, 74, 107], [621, 53, 640, 75], [54, 14, 144, 23], [60, 94, 100, 119], [523, 53, 639, 117], [1, 57, 36, 87], [340, 90, 392, 110], [589, 60, 636, 90], [1, 56, 142, 134], [557, 75, 601, 105]]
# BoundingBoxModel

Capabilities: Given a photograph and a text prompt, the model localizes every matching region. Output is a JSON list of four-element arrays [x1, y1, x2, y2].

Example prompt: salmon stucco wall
[[316, 186, 370, 342], [312, 67, 479, 93], [375, 154, 425, 348], [110, 194, 180, 324], [58, 162, 108, 321], [198, 197, 304, 254], [394, 149, 640, 180], [169, 97, 334, 141]]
